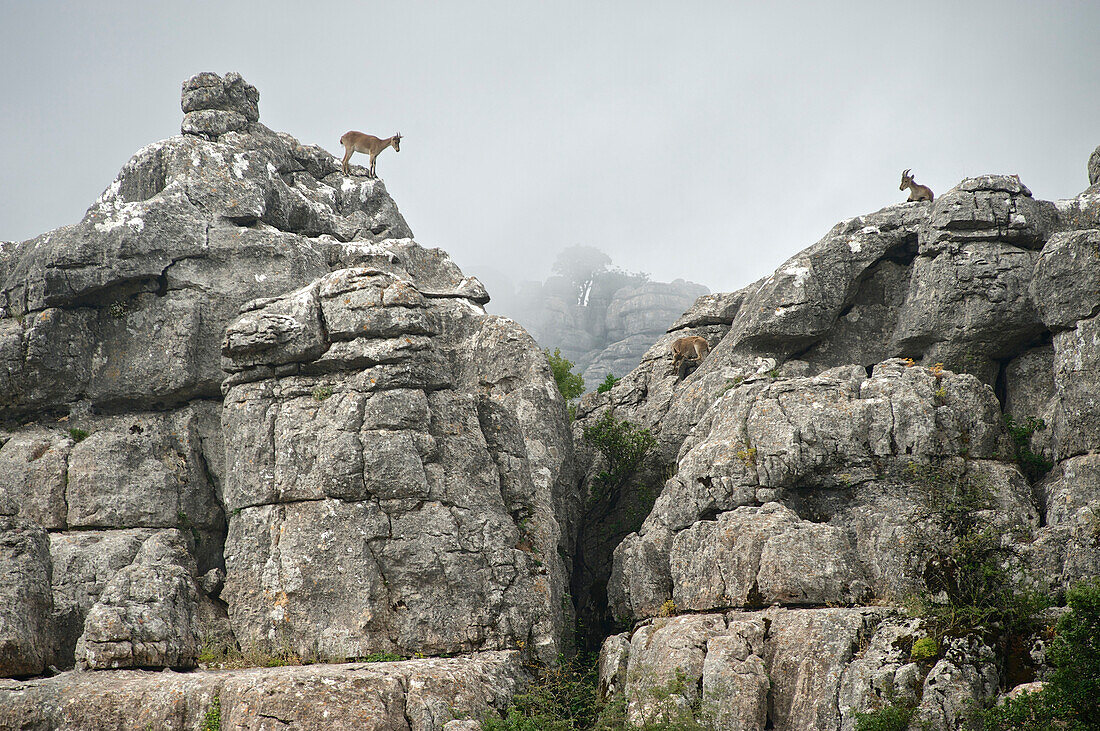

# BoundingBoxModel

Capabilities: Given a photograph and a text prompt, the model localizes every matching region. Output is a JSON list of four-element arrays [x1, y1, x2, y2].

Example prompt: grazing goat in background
[[671, 336, 710, 377], [900, 169, 934, 202], [340, 131, 402, 178]]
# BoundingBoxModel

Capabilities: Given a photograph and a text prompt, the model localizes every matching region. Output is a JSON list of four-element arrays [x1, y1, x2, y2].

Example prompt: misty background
[[2, 1, 1099, 313]]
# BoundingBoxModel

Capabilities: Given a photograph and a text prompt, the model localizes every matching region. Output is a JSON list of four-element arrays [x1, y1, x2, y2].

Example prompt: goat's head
[[392, 133, 402, 152], [900, 168, 914, 190]]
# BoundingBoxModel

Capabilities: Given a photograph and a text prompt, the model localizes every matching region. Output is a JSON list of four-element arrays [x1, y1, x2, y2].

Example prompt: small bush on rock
[[546, 348, 585, 401], [582, 411, 657, 496], [597, 373, 620, 394]]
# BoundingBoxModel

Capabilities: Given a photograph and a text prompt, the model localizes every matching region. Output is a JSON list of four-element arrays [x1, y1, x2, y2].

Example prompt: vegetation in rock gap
[[197, 639, 336, 669], [968, 579, 1100, 730], [481, 655, 711, 730], [903, 462, 1048, 675], [199, 697, 221, 731], [1003, 415, 1054, 482], [582, 411, 656, 498], [597, 373, 620, 394], [547, 347, 585, 417], [68, 427, 89, 442], [853, 691, 916, 731]]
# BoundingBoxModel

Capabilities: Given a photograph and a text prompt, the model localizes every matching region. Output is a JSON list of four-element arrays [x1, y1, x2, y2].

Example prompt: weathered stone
[[0, 511, 52, 677], [0, 427, 71, 530], [670, 503, 869, 611], [603, 608, 887, 731], [912, 635, 999, 730], [1089, 144, 1100, 187], [922, 176, 1057, 252], [893, 242, 1044, 374], [0, 652, 523, 731], [181, 71, 259, 120], [1051, 314, 1100, 458], [75, 531, 205, 670], [1031, 229, 1100, 330], [47, 529, 161, 668]]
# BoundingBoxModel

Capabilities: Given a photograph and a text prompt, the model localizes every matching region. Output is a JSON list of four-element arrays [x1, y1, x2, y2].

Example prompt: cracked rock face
[[0, 651, 523, 730], [219, 261, 575, 663], [584, 162, 1100, 728], [0, 72, 569, 731]]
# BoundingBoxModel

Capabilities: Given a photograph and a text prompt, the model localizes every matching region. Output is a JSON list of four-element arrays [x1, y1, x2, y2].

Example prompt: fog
[[2, 1, 1098, 297]]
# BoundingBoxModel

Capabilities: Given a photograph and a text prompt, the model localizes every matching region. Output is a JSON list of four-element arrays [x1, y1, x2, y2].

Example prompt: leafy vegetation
[[547, 348, 585, 402], [311, 385, 333, 401], [199, 697, 221, 731], [854, 697, 916, 731], [481, 655, 710, 730], [364, 652, 406, 662], [902, 462, 1047, 669], [582, 411, 656, 496], [1003, 415, 1054, 482], [970, 579, 1100, 730], [910, 636, 939, 662], [597, 373, 621, 394], [68, 428, 89, 443]]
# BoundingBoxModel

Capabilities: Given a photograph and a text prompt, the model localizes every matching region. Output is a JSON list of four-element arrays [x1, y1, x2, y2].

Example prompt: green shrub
[[853, 700, 915, 731], [973, 688, 1084, 731], [311, 385, 333, 401], [1003, 415, 1053, 482], [546, 348, 585, 401], [481, 655, 600, 730], [1049, 579, 1100, 724], [582, 411, 656, 496], [597, 373, 620, 394], [68, 428, 89, 443], [364, 652, 405, 663], [903, 462, 1047, 642]]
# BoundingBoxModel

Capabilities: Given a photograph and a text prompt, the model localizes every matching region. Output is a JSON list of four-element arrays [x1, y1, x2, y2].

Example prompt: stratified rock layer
[[584, 172, 1100, 729], [0, 72, 572, 731]]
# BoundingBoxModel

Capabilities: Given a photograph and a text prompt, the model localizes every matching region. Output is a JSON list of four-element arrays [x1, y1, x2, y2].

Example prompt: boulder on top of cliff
[[181, 71, 260, 137]]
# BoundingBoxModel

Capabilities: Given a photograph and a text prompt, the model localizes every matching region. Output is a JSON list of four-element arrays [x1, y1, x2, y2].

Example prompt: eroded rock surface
[[0, 652, 522, 731]]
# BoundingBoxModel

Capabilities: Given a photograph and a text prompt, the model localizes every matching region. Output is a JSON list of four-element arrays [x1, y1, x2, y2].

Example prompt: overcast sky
[[2, 1, 1098, 300]]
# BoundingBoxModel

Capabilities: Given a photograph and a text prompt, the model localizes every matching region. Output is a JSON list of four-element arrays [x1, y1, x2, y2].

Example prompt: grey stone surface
[[1030, 229, 1100, 330], [0, 508, 52, 677], [220, 259, 574, 664], [1090, 144, 1100, 187], [0, 74, 414, 419], [602, 608, 887, 731], [0, 652, 523, 731], [75, 530, 206, 670]]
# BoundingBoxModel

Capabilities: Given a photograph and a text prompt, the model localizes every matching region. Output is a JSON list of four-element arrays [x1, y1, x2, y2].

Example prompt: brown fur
[[340, 131, 402, 178], [671, 336, 710, 373], [900, 168, 934, 202]]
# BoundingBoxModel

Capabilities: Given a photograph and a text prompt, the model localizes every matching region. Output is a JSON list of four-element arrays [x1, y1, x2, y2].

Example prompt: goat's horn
[[902, 168, 911, 177]]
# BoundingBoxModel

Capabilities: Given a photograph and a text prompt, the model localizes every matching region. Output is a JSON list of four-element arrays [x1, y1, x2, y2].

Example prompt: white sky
[[2, 1, 1098, 296]]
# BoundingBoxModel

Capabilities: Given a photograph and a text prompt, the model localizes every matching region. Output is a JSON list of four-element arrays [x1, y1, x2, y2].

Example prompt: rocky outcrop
[[0, 72, 572, 730], [218, 263, 573, 663], [581, 170, 1100, 728]]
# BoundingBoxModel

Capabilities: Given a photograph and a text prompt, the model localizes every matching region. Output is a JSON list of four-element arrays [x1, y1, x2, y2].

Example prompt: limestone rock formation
[[0, 71, 573, 731], [580, 169, 1100, 728]]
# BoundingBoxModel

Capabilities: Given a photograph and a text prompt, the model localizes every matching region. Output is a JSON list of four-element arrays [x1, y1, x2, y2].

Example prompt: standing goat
[[900, 169, 934, 202], [340, 131, 402, 178]]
